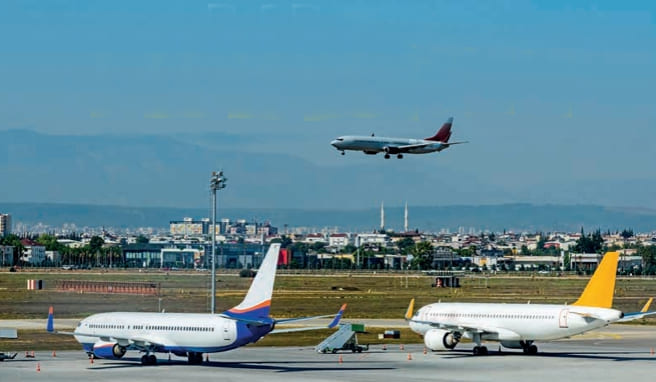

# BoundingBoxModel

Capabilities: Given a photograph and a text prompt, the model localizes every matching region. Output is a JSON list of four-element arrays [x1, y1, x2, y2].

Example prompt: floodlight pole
[[210, 170, 227, 314]]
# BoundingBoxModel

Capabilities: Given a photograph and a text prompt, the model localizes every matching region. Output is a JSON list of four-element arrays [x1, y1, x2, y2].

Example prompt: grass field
[[2, 269, 655, 319], [1, 268, 655, 352]]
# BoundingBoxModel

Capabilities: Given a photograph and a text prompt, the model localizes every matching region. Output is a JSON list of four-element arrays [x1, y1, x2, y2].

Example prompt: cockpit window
[[77, 322, 82, 327]]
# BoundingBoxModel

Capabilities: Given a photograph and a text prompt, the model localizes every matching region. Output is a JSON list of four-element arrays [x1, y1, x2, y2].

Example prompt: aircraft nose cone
[[330, 140, 339, 147]]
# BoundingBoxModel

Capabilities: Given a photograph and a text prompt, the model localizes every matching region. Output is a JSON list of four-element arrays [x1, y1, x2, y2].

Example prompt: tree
[[620, 229, 634, 240], [135, 235, 149, 244], [396, 237, 415, 254], [410, 241, 434, 270], [89, 236, 105, 254], [638, 246, 656, 275], [270, 235, 292, 248]]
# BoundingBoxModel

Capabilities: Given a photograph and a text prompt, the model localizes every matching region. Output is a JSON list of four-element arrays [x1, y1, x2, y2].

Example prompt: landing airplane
[[330, 117, 467, 159], [405, 251, 656, 356], [47, 243, 347, 365]]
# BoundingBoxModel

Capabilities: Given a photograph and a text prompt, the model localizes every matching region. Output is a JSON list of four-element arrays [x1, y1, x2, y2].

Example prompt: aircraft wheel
[[384, 154, 390, 159], [141, 355, 148, 365], [397, 154, 403, 159], [341, 151, 345, 156], [148, 355, 157, 365], [527, 345, 538, 355], [473, 346, 488, 356]]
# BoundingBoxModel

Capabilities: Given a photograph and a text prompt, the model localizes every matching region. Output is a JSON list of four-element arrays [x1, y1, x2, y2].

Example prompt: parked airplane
[[405, 251, 656, 355], [330, 117, 467, 159], [47, 243, 347, 365]]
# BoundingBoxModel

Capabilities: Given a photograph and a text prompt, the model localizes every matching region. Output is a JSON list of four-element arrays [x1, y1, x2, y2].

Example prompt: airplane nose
[[330, 140, 339, 147]]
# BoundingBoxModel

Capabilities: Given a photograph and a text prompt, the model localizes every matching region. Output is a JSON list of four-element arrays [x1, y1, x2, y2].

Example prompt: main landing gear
[[383, 154, 404, 159], [472, 346, 488, 356], [141, 354, 157, 365], [187, 352, 204, 365], [522, 341, 538, 355], [340, 151, 345, 155], [472, 333, 488, 356], [384, 154, 390, 159]]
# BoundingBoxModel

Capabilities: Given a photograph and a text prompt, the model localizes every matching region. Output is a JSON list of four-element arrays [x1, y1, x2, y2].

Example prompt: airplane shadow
[[90, 357, 396, 372], [442, 349, 653, 362]]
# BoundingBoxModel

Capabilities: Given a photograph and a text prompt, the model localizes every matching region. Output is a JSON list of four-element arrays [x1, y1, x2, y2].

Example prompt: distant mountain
[[1, 129, 655, 214], [1, 202, 655, 233]]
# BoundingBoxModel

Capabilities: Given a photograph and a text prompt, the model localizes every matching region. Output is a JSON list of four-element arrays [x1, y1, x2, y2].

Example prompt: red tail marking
[[425, 118, 453, 142]]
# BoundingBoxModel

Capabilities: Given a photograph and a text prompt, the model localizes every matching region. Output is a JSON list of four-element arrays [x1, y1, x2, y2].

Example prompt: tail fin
[[572, 252, 619, 308], [425, 117, 453, 142], [404, 298, 415, 320], [223, 243, 281, 320]]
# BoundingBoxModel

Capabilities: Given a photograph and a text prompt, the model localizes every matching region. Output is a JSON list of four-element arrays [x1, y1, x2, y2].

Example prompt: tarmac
[[1, 325, 655, 382]]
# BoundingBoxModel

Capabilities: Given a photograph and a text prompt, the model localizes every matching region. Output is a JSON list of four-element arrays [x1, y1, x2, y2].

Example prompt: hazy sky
[[1, 1, 655, 208]]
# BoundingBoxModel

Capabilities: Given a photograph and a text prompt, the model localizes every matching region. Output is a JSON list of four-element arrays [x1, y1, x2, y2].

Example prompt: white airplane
[[47, 243, 347, 365], [405, 251, 656, 356], [330, 117, 467, 159]]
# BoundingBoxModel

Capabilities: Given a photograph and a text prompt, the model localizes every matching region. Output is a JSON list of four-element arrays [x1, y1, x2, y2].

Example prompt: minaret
[[380, 202, 385, 231], [404, 202, 408, 232]]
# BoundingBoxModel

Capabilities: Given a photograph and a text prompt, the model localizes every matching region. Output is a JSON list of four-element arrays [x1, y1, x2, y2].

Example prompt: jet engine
[[92, 341, 127, 359], [382, 146, 401, 155], [423, 329, 460, 351]]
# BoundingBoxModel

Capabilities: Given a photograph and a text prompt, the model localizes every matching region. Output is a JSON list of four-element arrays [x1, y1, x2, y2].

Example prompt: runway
[[2, 326, 656, 382]]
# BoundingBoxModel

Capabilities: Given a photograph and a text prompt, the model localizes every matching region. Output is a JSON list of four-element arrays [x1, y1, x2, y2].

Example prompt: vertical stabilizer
[[572, 252, 619, 308], [425, 117, 453, 142], [224, 243, 281, 319]]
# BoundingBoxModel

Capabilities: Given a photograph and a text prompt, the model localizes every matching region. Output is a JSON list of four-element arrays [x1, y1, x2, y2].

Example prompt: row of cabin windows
[[427, 312, 556, 320], [88, 323, 214, 332]]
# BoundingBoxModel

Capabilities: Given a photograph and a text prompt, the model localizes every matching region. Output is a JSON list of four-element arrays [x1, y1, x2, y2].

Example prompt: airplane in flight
[[47, 243, 347, 365], [405, 251, 656, 356], [330, 117, 467, 159]]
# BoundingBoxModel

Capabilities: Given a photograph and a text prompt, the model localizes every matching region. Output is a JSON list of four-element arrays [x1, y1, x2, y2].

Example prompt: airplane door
[[559, 309, 568, 328], [223, 321, 234, 341]]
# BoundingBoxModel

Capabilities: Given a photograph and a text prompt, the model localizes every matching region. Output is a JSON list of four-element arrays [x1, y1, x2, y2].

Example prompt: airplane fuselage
[[409, 302, 622, 342], [74, 312, 272, 355], [331, 136, 447, 155]]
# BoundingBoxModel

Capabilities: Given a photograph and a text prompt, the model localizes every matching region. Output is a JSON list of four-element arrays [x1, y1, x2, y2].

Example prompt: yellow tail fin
[[405, 298, 415, 320], [572, 252, 619, 308], [641, 297, 653, 313]]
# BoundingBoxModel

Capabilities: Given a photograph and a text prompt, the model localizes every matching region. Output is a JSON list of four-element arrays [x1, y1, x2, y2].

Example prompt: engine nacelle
[[382, 146, 400, 154], [92, 341, 126, 359], [423, 329, 459, 351], [500, 340, 531, 349]]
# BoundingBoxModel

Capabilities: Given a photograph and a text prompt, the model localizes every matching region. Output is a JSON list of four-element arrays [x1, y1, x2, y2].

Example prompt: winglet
[[641, 297, 653, 313], [328, 304, 347, 328], [572, 252, 619, 309], [405, 298, 415, 320], [47, 306, 54, 333]]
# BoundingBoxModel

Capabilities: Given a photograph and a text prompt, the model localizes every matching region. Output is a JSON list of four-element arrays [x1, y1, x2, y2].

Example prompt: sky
[[1, 0, 655, 208]]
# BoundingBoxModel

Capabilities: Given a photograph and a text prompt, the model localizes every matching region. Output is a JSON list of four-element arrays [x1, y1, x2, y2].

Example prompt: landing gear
[[384, 154, 390, 159], [472, 333, 488, 356], [397, 154, 403, 159], [187, 352, 204, 365], [523, 344, 538, 355], [141, 354, 157, 365], [340, 151, 345, 156], [472, 346, 488, 356]]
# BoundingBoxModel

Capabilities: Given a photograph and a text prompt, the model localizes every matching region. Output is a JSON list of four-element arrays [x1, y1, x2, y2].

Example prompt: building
[[329, 233, 350, 249], [0, 214, 10, 237], [20, 239, 46, 265], [355, 233, 389, 247], [160, 248, 204, 268], [0, 245, 14, 266], [169, 217, 208, 236]]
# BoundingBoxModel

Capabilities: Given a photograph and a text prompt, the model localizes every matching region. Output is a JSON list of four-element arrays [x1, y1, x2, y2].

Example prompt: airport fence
[[55, 280, 161, 296]]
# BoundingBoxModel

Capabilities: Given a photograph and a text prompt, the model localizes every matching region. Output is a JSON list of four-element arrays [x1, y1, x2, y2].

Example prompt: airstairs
[[315, 323, 368, 354]]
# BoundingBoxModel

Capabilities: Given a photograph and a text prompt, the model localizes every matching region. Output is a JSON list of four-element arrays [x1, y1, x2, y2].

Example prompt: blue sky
[[1, 1, 655, 208]]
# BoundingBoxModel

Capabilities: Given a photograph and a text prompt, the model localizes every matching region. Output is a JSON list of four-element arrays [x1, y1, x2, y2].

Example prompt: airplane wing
[[403, 299, 514, 338], [618, 298, 656, 322], [270, 304, 347, 334]]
